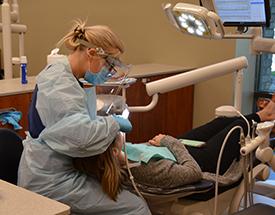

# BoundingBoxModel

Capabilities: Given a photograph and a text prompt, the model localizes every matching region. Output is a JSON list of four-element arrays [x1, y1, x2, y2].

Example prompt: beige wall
[[7, 0, 237, 126]]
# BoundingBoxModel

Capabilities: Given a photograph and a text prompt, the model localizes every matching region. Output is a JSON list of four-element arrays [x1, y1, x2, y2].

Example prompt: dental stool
[[0, 128, 23, 185]]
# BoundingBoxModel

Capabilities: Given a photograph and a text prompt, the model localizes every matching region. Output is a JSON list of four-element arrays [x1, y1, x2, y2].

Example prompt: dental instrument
[[105, 67, 132, 115]]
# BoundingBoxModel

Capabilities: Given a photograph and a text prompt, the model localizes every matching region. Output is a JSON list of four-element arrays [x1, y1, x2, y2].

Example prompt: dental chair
[[139, 180, 215, 215], [139, 163, 274, 215], [133, 118, 275, 215], [124, 129, 275, 215]]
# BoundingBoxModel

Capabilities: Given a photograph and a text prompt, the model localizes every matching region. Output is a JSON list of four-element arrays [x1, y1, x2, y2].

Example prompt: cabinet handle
[[142, 78, 149, 83]]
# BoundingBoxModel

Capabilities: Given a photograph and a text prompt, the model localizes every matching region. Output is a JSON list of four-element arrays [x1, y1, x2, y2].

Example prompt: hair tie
[[74, 25, 86, 40]]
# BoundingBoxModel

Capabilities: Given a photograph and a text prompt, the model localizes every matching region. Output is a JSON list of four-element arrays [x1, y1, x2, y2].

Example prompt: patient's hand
[[148, 134, 165, 146]]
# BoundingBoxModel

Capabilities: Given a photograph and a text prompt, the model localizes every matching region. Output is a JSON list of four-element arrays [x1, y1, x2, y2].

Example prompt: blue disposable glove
[[112, 115, 132, 133]]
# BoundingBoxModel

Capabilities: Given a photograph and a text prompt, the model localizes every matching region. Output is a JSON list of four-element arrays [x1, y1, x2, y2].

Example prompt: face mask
[[84, 66, 111, 85]]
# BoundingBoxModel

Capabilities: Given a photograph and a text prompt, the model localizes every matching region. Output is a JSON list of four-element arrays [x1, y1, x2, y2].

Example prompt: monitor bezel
[[200, 0, 271, 27]]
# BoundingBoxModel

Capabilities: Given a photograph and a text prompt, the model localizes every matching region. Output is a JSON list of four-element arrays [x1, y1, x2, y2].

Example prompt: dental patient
[[73, 134, 124, 201], [73, 97, 275, 200]]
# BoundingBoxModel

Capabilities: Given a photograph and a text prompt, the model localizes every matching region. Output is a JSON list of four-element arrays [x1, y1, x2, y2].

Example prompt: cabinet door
[[0, 93, 32, 138], [126, 74, 194, 143]]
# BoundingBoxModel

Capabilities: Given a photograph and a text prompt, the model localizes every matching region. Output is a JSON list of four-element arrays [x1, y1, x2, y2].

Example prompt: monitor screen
[[213, 0, 270, 27]]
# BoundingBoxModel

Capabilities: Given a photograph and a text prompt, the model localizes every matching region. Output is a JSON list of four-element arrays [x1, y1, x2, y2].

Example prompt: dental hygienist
[[17, 20, 151, 215]]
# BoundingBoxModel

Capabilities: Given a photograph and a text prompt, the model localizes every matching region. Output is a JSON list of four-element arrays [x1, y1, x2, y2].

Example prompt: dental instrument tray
[[96, 94, 127, 116]]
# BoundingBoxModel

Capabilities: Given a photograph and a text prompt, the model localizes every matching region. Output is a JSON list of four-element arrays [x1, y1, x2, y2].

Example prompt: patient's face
[[115, 132, 124, 151], [113, 132, 126, 164]]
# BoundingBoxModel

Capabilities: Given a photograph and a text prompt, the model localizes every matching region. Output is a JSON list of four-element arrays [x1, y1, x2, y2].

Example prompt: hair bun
[[74, 25, 86, 40]]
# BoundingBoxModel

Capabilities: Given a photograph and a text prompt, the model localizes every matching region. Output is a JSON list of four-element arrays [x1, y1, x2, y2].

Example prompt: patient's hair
[[73, 135, 122, 201]]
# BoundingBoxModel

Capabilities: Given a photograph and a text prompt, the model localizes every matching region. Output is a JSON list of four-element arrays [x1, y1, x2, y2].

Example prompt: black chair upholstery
[[186, 177, 242, 201], [0, 128, 23, 185], [232, 203, 275, 215], [124, 179, 214, 201]]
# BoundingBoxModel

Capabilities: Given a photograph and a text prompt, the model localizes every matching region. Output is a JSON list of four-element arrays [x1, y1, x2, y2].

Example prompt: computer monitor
[[201, 0, 271, 27]]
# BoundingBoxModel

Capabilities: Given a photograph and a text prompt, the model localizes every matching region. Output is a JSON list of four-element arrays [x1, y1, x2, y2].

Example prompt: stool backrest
[[0, 128, 23, 185]]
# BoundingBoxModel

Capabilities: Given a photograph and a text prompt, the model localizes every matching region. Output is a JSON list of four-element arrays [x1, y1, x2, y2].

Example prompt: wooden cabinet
[[0, 66, 194, 141], [0, 93, 32, 138], [0, 76, 36, 138], [125, 74, 194, 143], [0, 80, 194, 142]]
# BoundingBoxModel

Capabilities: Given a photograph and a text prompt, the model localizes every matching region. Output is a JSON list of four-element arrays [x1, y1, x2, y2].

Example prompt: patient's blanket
[[124, 142, 177, 163]]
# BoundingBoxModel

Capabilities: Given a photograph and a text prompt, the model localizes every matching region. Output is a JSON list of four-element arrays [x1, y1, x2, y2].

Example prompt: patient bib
[[124, 142, 176, 163]]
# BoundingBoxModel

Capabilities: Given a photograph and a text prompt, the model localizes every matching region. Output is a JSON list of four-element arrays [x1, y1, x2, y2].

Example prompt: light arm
[[146, 56, 248, 96], [250, 27, 275, 54], [128, 56, 248, 113]]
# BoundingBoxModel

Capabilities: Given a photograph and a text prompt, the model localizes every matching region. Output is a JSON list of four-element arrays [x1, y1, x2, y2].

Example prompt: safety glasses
[[103, 55, 131, 79], [78, 39, 131, 79]]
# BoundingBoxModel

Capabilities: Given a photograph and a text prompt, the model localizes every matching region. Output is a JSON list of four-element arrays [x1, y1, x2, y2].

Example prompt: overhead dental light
[[162, 2, 275, 54], [162, 3, 224, 39]]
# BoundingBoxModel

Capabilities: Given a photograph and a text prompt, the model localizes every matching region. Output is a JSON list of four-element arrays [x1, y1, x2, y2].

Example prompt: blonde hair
[[73, 137, 122, 201], [57, 19, 124, 56]]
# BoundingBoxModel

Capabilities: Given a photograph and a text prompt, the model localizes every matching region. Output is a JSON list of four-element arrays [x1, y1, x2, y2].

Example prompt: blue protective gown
[[17, 57, 151, 215]]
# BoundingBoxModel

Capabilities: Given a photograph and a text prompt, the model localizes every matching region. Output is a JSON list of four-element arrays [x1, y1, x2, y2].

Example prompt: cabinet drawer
[[0, 93, 32, 138]]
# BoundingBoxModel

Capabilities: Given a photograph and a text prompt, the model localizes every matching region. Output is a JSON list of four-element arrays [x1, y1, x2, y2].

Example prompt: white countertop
[[0, 76, 36, 96], [128, 63, 192, 78], [0, 180, 70, 215], [0, 64, 192, 97]]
